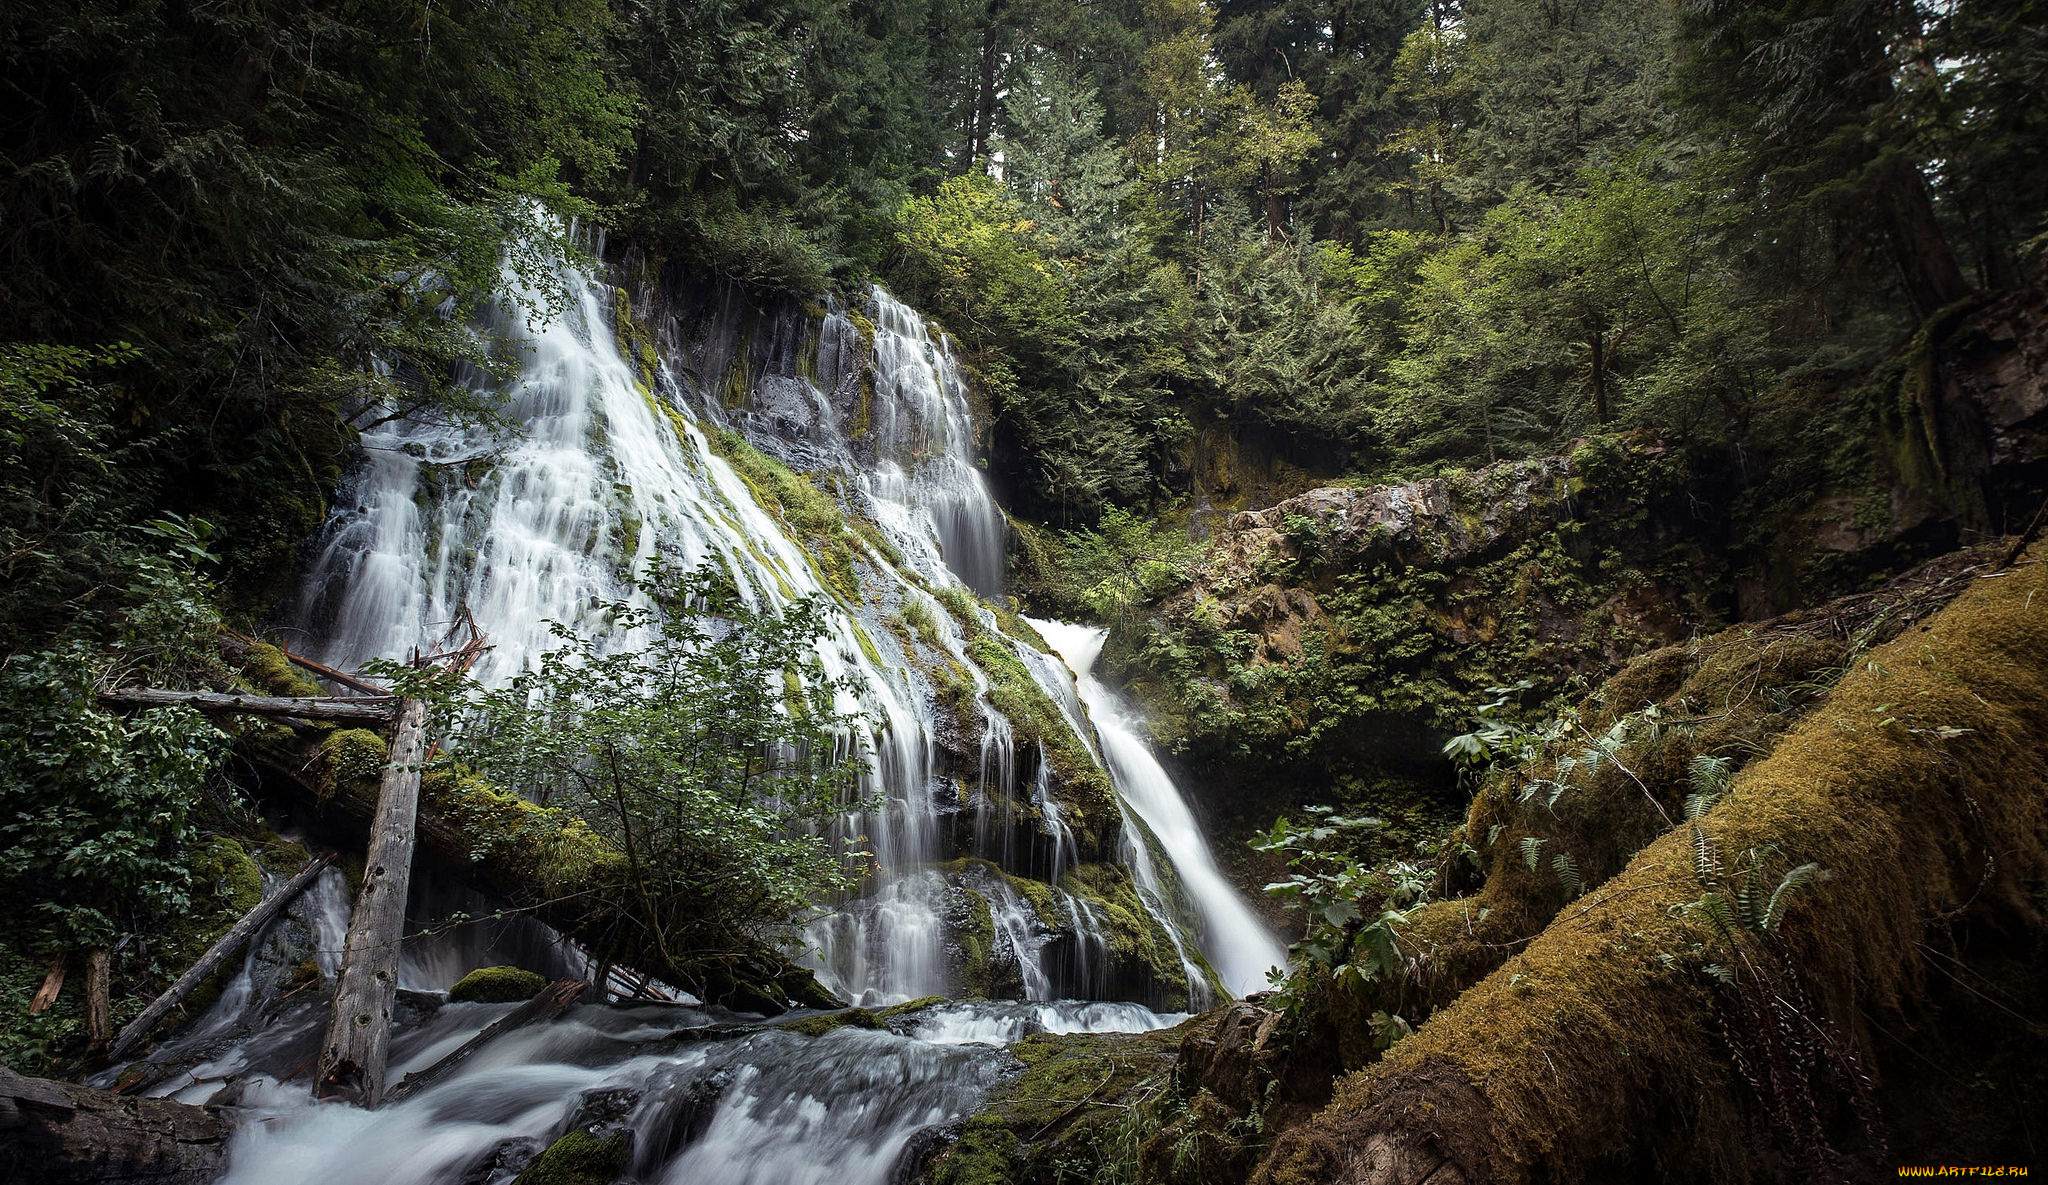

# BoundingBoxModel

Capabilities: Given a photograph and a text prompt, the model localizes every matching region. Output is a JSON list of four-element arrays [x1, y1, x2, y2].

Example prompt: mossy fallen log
[[1254, 548, 2048, 1184], [308, 763, 837, 1013]]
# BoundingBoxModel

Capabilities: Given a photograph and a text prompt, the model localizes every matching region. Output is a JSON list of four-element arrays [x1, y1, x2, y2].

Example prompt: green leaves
[[424, 564, 872, 959]]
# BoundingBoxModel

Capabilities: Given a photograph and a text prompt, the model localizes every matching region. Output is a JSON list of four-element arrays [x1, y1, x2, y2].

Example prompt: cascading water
[[133, 249, 1286, 1183], [1030, 621, 1288, 997]]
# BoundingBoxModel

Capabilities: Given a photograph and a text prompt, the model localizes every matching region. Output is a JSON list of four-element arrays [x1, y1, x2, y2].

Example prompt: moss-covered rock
[[927, 1024, 1192, 1185], [512, 1129, 631, 1185], [448, 965, 548, 1004], [776, 1007, 883, 1037]]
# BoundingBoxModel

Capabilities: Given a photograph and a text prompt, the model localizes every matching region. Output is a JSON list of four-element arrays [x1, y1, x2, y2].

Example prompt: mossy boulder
[[928, 1024, 1192, 1185], [776, 1007, 883, 1037], [448, 965, 547, 1004], [512, 1129, 630, 1185]]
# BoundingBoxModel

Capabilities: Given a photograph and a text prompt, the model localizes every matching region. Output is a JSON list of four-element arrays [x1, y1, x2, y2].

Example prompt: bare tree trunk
[[84, 951, 111, 1053], [1880, 158, 1972, 320], [107, 854, 336, 1063], [972, 18, 999, 166], [316, 699, 428, 1108]]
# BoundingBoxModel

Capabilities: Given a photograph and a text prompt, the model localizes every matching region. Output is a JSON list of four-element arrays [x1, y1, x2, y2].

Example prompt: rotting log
[[1253, 550, 2048, 1185], [107, 853, 337, 1063], [101, 687, 399, 724], [0, 1068, 226, 1185], [220, 629, 391, 697], [316, 698, 428, 1108], [385, 980, 586, 1104]]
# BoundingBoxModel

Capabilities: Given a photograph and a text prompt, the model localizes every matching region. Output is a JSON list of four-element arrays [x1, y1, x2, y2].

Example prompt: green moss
[[955, 886, 995, 997], [929, 1024, 1190, 1185], [777, 1006, 883, 1036], [448, 965, 548, 1003], [239, 642, 325, 699], [875, 995, 947, 1021], [705, 428, 864, 602], [318, 728, 387, 800], [513, 1129, 632, 1185]]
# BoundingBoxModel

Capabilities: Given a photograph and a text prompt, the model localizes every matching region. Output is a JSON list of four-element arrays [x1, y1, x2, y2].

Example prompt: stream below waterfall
[[115, 251, 1284, 1182]]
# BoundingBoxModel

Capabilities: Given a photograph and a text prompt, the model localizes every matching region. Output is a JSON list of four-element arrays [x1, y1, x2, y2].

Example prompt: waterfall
[[159, 249, 1293, 1183], [1030, 620, 1288, 997]]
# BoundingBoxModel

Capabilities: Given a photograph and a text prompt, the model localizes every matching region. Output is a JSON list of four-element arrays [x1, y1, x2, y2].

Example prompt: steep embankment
[[1256, 543, 2048, 1183]]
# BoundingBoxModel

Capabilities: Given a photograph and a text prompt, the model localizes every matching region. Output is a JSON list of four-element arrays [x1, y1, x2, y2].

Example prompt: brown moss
[[1256, 546, 2048, 1184]]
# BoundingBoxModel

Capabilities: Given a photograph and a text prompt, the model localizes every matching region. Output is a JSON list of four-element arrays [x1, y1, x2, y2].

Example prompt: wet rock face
[[0, 1068, 227, 1185]]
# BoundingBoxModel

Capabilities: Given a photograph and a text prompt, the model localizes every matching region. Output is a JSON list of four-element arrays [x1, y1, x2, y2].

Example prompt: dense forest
[[4, 0, 2047, 1181]]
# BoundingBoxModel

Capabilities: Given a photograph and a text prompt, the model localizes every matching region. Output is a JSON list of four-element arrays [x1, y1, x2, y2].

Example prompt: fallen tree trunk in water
[[316, 697, 428, 1108], [108, 853, 337, 1063], [1255, 548, 2048, 1185], [0, 1068, 226, 1185], [100, 687, 399, 723], [385, 979, 587, 1104]]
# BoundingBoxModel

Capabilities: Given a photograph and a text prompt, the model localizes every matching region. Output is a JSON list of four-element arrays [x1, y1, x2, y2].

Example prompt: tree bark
[[315, 698, 428, 1107], [0, 1068, 226, 1185], [1879, 157, 1972, 320], [29, 955, 66, 1013], [107, 854, 336, 1063], [972, 9, 1001, 165], [84, 951, 111, 1053], [100, 687, 399, 724], [384, 980, 586, 1104]]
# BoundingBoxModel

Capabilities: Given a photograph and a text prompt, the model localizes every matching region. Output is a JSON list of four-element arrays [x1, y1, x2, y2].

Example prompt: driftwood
[[107, 854, 337, 1063], [315, 698, 428, 1107], [0, 1068, 226, 1185], [384, 980, 587, 1104], [100, 687, 399, 724]]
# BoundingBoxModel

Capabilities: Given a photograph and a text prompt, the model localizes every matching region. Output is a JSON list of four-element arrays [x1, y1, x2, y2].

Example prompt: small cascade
[[1031, 620, 1288, 997], [977, 878, 1054, 1001], [859, 289, 1008, 597]]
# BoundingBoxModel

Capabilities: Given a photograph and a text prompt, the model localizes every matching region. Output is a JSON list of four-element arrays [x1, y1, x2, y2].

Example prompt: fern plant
[[1671, 827, 1879, 1175]]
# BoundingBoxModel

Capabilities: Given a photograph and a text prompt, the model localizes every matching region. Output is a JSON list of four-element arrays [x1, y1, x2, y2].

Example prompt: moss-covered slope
[[1254, 544, 2048, 1184]]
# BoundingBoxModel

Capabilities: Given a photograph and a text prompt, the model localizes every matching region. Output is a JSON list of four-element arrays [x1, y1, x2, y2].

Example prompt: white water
[[170, 252, 1292, 1182], [1030, 620, 1288, 997]]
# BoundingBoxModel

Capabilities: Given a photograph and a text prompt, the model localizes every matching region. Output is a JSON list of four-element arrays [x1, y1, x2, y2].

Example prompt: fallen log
[[107, 853, 337, 1063], [384, 980, 587, 1104], [316, 698, 428, 1107], [1253, 549, 2048, 1185], [0, 1068, 226, 1185], [220, 629, 391, 698], [101, 687, 399, 724]]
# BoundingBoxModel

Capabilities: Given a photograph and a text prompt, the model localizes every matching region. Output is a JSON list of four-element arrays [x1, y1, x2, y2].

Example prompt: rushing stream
[[122, 252, 1283, 1182]]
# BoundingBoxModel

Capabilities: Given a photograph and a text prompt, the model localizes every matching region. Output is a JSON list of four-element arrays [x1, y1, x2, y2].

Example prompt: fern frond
[[1520, 835, 1547, 871], [1763, 863, 1827, 932], [1685, 754, 1733, 819], [1690, 825, 1721, 883], [1551, 851, 1583, 898]]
